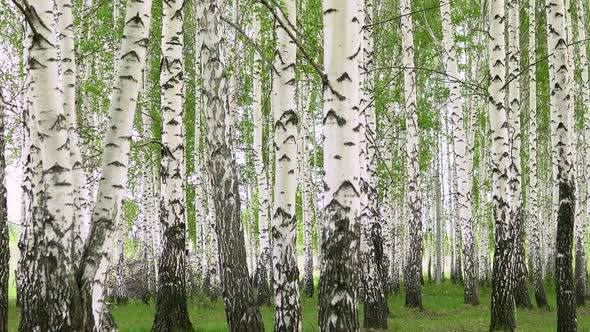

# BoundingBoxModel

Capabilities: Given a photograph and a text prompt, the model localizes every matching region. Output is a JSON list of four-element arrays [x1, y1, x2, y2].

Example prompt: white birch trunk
[[76, 0, 153, 329], [488, 0, 515, 328], [196, 0, 264, 329], [400, 0, 423, 308], [528, 0, 549, 308], [270, 0, 302, 328], [576, 0, 590, 304], [358, 0, 388, 326], [546, 0, 577, 327], [440, 0, 477, 304], [18, 2, 79, 329], [319, 0, 362, 329]]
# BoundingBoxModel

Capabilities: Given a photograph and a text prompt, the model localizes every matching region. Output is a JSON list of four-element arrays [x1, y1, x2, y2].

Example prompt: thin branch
[[220, 14, 279, 75], [257, 0, 327, 86]]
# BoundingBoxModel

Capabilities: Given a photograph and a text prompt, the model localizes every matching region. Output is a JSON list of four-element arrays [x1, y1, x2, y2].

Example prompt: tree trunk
[[576, 0, 589, 306], [141, 79, 157, 295], [319, 0, 362, 330], [18, 2, 81, 330], [151, 1, 193, 330], [528, 0, 549, 308], [358, 0, 388, 327], [546, 0, 577, 328], [488, 0, 516, 328], [507, 0, 531, 309], [76, 0, 153, 330], [440, 0, 477, 304], [56, 0, 87, 265], [400, 0, 423, 308], [197, 0, 265, 329], [251, 5, 272, 307], [300, 77, 315, 299], [0, 102, 8, 332], [269, 0, 302, 329]]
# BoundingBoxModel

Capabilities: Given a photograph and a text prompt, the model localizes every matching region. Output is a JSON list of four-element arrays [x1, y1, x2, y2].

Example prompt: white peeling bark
[[488, 0, 515, 328], [77, 0, 153, 330], [251, 4, 272, 307], [400, 0, 422, 307], [358, 0, 388, 327], [440, 0, 477, 304], [197, 0, 264, 329], [319, 0, 362, 330], [151, 1, 193, 330], [575, 0, 590, 305], [18, 2, 80, 329], [56, 0, 87, 265], [270, 0, 302, 328], [546, 0, 576, 328]]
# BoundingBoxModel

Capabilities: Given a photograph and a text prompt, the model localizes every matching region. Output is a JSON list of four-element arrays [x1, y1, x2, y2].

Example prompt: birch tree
[[16, 1, 81, 329], [358, 0, 388, 326], [319, 0, 362, 329], [56, 0, 87, 264], [488, 0, 516, 328], [440, 0, 478, 304], [507, 0, 531, 309], [270, 0, 302, 328], [76, 0, 153, 329], [575, 0, 589, 305], [197, 0, 264, 329], [528, 0, 549, 308], [546, 0, 577, 328], [400, 0, 423, 307], [151, 0, 193, 330], [0, 103, 7, 332], [300, 77, 315, 298], [251, 4, 272, 306]]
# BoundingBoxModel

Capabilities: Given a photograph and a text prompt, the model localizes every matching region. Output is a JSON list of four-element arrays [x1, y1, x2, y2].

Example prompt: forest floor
[[6, 280, 590, 331]]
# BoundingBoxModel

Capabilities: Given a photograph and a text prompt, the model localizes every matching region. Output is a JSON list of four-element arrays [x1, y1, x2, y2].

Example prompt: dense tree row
[[0, 0, 587, 330]]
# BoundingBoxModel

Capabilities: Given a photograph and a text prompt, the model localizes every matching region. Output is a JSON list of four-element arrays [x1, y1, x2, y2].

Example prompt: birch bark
[[488, 0, 516, 328], [197, 0, 264, 329], [400, 0, 423, 307], [270, 0, 302, 328], [319, 0, 362, 329], [528, 0, 549, 308], [546, 0, 577, 328], [77, 0, 153, 329], [440, 0, 477, 304]]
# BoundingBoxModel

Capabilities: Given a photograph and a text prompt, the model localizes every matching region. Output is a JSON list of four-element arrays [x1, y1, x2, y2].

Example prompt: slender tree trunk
[[528, 0, 549, 308], [141, 64, 157, 296], [197, 0, 265, 329], [400, 0, 423, 308], [0, 104, 8, 332], [300, 78, 315, 299], [357, 0, 388, 326], [576, 0, 590, 306], [451, 159, 463, 283], [56, 0, 87, 265], [440, 0, 477, 304], [76, 0, 153, 330], [251, 5, 272, 307], [546, 0, 577, 328], [435, 139, 443, 284], [319, 0, 362, 330], [193, 3, 205, 288], [488, 0, 516, 328], [507, 0, 532, 309], [270, 0, 302, 329], [151, 1, 193, 330]]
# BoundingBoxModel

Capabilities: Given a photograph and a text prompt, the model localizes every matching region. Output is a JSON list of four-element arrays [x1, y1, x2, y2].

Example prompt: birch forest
[[0, 0, 589, 330]]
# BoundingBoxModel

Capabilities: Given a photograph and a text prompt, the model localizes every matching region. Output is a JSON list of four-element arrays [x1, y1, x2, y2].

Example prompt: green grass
[[6, 280, 590, 331]]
